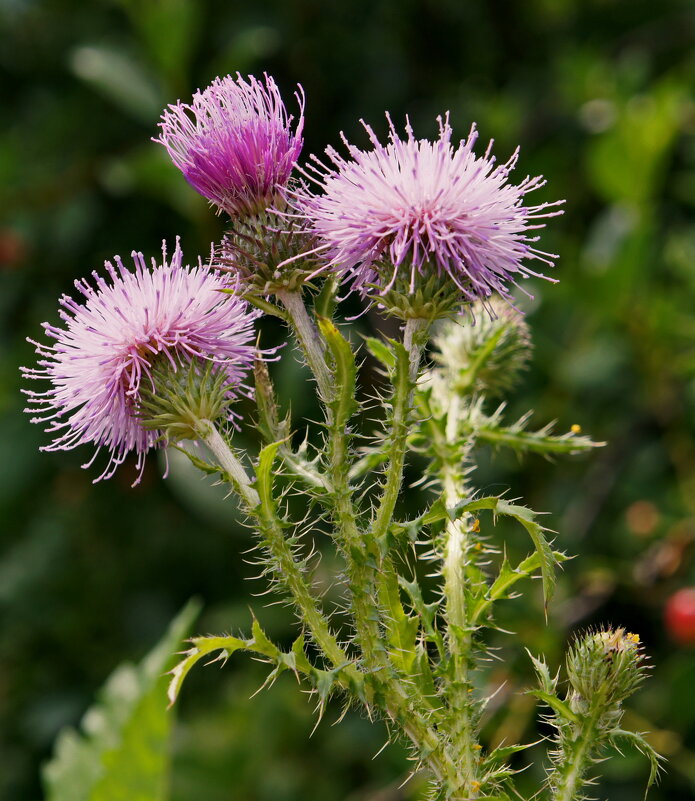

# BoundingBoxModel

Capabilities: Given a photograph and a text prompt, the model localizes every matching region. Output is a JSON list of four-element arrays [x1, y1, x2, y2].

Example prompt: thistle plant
[[23, 73, 662, 801]]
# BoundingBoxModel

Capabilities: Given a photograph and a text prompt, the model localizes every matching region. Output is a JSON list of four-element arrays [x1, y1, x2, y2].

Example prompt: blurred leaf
[[42, 600, 200, 801], [115, 0, 202, 90], [69, 45, 164, 123], [586, 79, 685, 205]]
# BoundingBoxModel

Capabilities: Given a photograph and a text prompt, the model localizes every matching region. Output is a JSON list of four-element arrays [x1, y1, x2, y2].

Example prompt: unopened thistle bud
[[543, 628, 654, 801], [220, 209, 318, 296], [567, 627, 646, 710], [430, 298, 531, 397]]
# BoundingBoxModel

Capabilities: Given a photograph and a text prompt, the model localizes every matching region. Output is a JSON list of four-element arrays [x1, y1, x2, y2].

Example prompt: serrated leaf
[[241, 292, 289, 321], [527, 650, 557, 695], [609, 728, 664, 798], [528, 690, 581, 725], [250, 618, 282, 659], [167, 634, 247, 706], [364, 336, 396, 370], [171, 443, 222, 477], [455, 497, 559, 609], [316, 316, 357, 426], [484, 741, 534, 763], [380, 566, 419, 673], [497, 501, 557, 610], [256, 440, 283, 512], [43, 600, 199, 801], [169, 621, 327, 707], [471, 550, 567, 624], [398, 577, 444, 657], [467, 410, 604, 456]]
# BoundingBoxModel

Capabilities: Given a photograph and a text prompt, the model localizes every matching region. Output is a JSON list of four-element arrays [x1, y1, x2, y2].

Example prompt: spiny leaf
[[398, 577, 444, 656], [172, 443, 224, 477], [167, 622, 353, 714], [471, 550, 568, 624], [317, 316, 358, 425], [390, 498, 452, 542], [465, 408, 604, 456], [484, 741, 535, 763], [364, 336, 396, 370], [256, 440, 283, 513], [380, 565, 419, 674], [497, 500, 558, 610], [43, 600, 199, 801], [454, 496, 560, 609], [527, 650, 558, 695], [240, 292, 289, 321], [167, 634, 247, 706], [528, 690, 581, 725], [609, 728, 664, 798]]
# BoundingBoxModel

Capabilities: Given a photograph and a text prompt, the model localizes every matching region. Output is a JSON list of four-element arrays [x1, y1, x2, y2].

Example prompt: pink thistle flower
[[156, 73, 304, 218], [22, 241, 259, 484], [290, 114, 563, 304]]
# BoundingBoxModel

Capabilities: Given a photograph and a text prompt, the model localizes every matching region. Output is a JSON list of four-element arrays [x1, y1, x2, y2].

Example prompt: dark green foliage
[[4, 1, 695, 800]]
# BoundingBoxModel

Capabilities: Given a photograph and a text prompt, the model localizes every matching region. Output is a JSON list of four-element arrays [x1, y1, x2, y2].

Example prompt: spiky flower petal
[[291, 114, 563, 305], [22, 241, 259, 484], [156, 73, 304, 217]]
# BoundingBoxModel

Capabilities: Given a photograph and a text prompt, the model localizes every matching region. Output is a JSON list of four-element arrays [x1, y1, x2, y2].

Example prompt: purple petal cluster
[[23, 242, 259, 484], [156, 73, 304, 217], [291, 114, 563, 301]]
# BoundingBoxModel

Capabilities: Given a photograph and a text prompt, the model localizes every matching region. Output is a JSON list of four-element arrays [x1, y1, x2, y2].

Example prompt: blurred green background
[[2, 0, 695, 799]]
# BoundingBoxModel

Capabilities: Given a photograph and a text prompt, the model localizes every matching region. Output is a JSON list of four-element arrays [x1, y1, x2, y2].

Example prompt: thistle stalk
[[371, 316, 429, 543], [440, 391, 481, 796], [550, 704, 603, 801], [196, 418, 361, 690], [277, 288, 333, 400]]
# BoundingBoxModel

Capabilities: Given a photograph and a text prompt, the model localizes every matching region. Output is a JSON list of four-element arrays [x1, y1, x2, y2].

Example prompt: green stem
[[440, 393, 481, 797], [550, 702, 604, 801], [197, 419, 361, 692], [198, 420, 259, 508], [315, 319, 455, 786], [277, 288, 333, 400], [371, 317, 429, 544], [330, 436, 453, 783]]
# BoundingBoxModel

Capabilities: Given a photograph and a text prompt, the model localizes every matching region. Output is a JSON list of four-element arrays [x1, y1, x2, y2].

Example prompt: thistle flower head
[[290, 113, 563, 313], [156, 73, 304, 217], [22, 241, 259, 484]]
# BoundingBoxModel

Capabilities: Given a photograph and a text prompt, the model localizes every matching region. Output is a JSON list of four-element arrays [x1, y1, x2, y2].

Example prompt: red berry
[[665, 588, 695, 645]]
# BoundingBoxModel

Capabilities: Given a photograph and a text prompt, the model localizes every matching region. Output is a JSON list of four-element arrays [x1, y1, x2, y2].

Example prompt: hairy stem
[[197, 418, 362, 692], [440, 392, 481, 796], [314, 318, 456, 785], [277, 288, 333, 400], [371, 316, 429, 543], [199, 420, 259, 508], [549, 702, 604, 801]]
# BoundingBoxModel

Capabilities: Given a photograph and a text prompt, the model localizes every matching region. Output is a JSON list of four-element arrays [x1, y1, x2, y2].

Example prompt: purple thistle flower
[[289, 114, 563, 303], [156, 73, 304, 218], [22, 241, 259, 484]]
